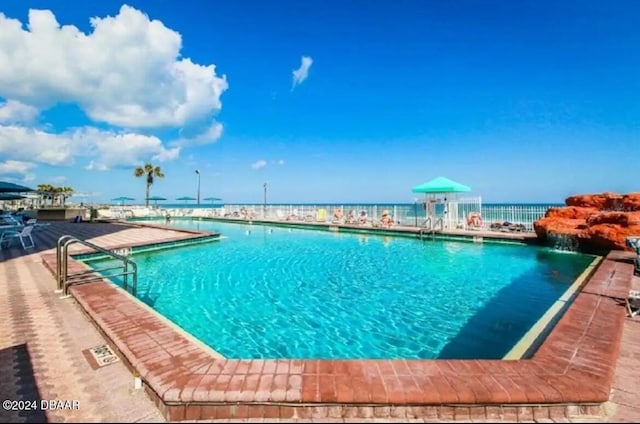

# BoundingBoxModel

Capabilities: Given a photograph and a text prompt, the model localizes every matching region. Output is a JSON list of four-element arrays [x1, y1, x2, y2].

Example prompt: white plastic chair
[[25, 218, 50, 230], [0, 225, 35, 249]]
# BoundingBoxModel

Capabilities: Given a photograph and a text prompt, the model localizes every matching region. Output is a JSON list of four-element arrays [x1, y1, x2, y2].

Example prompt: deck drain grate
[[82, 344, 120, 369]]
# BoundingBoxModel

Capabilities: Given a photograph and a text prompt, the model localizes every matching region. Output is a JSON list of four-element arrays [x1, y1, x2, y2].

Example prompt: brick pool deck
[[1, 219, 639, 422]]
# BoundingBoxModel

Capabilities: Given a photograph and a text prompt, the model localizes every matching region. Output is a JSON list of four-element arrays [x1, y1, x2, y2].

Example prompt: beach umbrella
[[145, 195, 167, 206], [0, 193, 27, 201], [203, 196, 223, 203], [0, 181, 36, 193], [111, 196, 135, 205], [176, 196, 197, 203]]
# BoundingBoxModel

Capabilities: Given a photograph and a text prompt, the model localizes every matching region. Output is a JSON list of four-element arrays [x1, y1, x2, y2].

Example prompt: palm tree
[[37, 184, 54, 206], [59, 186, 74, 206], [134, 163, 165, 207]]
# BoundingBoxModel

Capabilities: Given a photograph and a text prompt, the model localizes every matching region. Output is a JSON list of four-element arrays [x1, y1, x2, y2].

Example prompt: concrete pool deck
[[0, 220, 639, 422]]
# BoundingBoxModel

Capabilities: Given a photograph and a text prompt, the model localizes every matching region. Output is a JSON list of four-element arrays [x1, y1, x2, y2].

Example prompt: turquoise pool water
[[85, 219, 595, 359]]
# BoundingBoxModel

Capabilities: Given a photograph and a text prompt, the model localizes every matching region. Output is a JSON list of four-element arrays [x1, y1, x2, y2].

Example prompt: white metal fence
[[108, 201, 557, 232]]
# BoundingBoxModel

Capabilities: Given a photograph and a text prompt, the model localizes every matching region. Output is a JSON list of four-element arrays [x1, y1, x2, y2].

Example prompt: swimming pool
[[83, 219, 595, 360]]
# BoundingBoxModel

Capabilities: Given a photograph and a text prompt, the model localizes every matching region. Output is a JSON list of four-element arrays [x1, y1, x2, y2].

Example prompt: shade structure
[[412, 176, 471, 194], [112, 196, 135, 203], [0, 181, 36, 193], [176, 196, 197, 202], [203, 196, 222, 202], [0, 193, 27, 201], [145, 195, 167, 206]]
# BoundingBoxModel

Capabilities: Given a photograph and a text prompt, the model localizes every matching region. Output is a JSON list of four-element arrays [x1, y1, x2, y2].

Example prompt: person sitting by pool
[[286, 209, 300, 221], [358, 210, 368, 225], [240, 207, 255, 220], [345, 210, 357, 224], [380, 210, 394, 228], [467, 212, 482, 229], [332, 209, 343, 223]]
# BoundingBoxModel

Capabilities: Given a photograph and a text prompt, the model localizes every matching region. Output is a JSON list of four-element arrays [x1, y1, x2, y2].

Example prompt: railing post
[[123, 262, 129, 293], [131, 262, 138, 297]]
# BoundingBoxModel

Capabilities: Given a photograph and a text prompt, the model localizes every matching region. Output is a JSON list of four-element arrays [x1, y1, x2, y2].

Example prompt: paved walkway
[[0, 220, 638, 423], [0, 222, 188, 423]]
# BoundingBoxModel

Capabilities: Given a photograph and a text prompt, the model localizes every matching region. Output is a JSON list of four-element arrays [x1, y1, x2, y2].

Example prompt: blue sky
[[0, 1, 638, 204]]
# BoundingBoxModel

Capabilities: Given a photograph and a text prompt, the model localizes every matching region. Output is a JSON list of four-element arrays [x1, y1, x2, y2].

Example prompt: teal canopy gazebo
[[412, 176, 473, 229], [412, 176, 471, 194]]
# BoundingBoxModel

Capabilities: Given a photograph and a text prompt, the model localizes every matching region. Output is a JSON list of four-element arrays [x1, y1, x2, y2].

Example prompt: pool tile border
[[40, 240, 633, 421], [188, 216, 539, 245]]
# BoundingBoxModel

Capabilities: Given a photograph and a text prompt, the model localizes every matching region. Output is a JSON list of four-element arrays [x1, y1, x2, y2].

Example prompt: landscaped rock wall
[[534, 192, 640, 251]]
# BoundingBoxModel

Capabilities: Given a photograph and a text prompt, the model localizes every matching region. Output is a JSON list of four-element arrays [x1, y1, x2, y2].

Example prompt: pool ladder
[[417, 216, 443, 239], [56, 235, 138, 297]]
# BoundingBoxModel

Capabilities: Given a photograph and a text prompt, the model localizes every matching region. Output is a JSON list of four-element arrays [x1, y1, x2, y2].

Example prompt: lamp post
[[263, 182, 267, 218], [413, 197, 418, 227], [195, 169, 201, 206]]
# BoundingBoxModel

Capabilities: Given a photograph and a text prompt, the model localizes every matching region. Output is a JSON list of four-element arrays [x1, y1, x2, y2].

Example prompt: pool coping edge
[[39, 233, 632, 421]]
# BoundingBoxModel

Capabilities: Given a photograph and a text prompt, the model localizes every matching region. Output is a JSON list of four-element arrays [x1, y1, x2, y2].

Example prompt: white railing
[[106, 202, 557, 232], [479, 205, 552, 230]]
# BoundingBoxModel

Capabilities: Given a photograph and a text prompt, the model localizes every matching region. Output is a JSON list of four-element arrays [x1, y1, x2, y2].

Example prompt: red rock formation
[[534, 192, 640, 251], [544, 206, 599, 220]]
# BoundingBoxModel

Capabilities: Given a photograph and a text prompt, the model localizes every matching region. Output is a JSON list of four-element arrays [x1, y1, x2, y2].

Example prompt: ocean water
[[133, 202, 562, 210], [85, 219, 592, 359]]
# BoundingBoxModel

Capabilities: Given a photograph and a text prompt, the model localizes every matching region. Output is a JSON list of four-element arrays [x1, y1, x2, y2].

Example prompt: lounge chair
[[25, 218, 50, 230], [286, 209, 301, 221], [466, 212, 483, 230], [358, 211, 368, 225], [344, 210, 358, 224], [627, 290, 640, 317], [331, 209, 343, 224], [0, 225, 35, 249], [0, 215, 23, 226], [379, 210, 394, 228], [316, 208, 327, 222]]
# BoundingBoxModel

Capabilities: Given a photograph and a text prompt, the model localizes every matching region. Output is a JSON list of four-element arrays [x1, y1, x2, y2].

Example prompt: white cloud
[[85, 160, 108, 171], [51, 175, 67, 184], [0, 125, 74, 165], [251, 159, 267, 170], [172, 122, 223, 147], [292, 56, 313, 89], [0, 5, 228, 129], [0, 100, 39, 124], [0, 160, 36, 181], [277, 159, 285, 165], [0, 124, 179, 170]]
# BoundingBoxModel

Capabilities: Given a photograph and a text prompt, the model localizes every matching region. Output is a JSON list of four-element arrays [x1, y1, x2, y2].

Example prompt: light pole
[[413, 197, 418, 227], [195, 170, 201, 206], [263, 182, 267, 218]]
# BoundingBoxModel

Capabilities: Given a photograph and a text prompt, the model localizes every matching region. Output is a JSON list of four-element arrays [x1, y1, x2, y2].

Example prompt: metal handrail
[[56, 235, 76, 291], [56, 235, 138, 297]]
